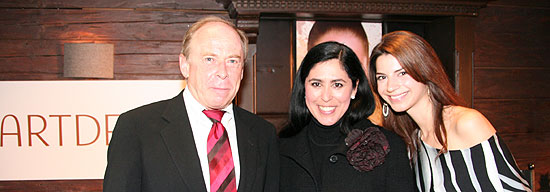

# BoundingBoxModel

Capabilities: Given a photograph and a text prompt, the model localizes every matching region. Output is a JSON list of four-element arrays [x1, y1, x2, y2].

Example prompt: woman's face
[[305, 59, 357, 126], [374, 54, 430, 114]]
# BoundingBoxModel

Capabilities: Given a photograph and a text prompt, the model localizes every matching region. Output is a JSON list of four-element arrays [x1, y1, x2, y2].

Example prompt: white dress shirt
[[183, 88, 241, 191]]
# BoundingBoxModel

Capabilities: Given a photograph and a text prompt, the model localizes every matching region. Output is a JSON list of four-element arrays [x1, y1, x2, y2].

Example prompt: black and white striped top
[[414, 134, 531, 192]]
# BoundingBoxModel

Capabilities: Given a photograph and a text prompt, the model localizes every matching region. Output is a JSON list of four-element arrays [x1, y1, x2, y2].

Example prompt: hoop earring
[[382, 103, 389, 118]]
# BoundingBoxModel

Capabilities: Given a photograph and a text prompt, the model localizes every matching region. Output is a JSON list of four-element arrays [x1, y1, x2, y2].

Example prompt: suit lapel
[[233, 107, 258, 192], [160, 91, 207, 192]]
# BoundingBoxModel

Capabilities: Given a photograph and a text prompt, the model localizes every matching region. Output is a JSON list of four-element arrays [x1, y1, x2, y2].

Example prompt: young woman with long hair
[[368, 31, 531, 191]]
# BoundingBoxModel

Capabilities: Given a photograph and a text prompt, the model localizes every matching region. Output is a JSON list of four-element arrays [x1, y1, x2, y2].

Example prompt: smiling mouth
[[389, 91, 408, 100], [319, 106, 336, 113]]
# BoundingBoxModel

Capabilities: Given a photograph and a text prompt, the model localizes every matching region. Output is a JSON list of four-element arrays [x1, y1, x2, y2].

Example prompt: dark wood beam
[[219, 0, 489, 42]]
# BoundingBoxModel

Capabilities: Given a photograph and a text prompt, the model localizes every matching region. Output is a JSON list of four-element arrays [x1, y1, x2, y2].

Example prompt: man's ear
[[241, 65, 244, 80], [179, 54, 189, 79]]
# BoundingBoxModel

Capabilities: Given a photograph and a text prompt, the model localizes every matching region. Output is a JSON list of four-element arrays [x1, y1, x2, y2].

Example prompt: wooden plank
[[255, 19, 293, 115], [473, 6, 550, 191], [475, 6, 550, 68], [0, 72, 183, 80], [115, 56, 179, 74], [0, 54, 181, 78], [0, 22, 189, 41], [0, 24, 42, 40], [0, 40, 182, 57], [455, 16, 475, 107], [474, 99, 550, 134], [499, 133, 550, 160], [0, 55, 179, 73], [474, 68, 550, 99], [0, 40, 60, 57], [0, 56, 60, 73], [113, 73, 182, 80], [0, 0, 40, 8], [0, 73, 62, 80], [0, 9, 228, 26], [0, 179, 102, 192], [113, 41, 181, 55], [0, 9, 229, 41], [488, 0, 550, 8], [0, 0, 225, 10]]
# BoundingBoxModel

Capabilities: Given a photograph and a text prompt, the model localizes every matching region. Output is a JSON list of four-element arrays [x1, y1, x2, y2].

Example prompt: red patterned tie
[[203, 109, 237, 192]]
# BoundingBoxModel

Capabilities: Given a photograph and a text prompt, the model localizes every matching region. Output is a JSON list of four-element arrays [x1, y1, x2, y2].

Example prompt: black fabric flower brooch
[[345, 127, 390, 172]]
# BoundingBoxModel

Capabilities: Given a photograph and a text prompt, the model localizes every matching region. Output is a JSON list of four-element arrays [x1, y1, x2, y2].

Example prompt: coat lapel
[[233, 107, 258, 192], [159, 91, 207, 191]]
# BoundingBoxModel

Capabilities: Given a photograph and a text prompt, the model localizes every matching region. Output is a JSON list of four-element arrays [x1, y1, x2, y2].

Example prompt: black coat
[[103, 91, 279, 192], [279, 119, 415, 192]]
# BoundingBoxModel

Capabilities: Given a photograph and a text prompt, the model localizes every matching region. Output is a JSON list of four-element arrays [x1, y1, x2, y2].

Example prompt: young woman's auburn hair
[[368, 31, 465, 156]]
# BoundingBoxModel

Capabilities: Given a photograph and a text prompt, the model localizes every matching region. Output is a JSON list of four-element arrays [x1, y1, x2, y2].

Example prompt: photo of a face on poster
[[296, 21, 382, 70]]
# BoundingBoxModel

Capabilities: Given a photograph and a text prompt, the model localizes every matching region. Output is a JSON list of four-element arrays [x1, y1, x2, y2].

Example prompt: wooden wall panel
[[0, 40, 181, 57], [0, 57, 60, 73], [0, 9, 221, 26], [255, 19, 293, 115], [454, 16, 475, 106], [0, 0, 225, 10], [254, 19, 294, 131], [33, 22, 188, 41], [474, 68, 550, 99], [475, 6, 549, 68], [0, 55, 181, 80], [501, 133, 550, 160], [0, 73, 61, 80], [0, 7, 228, 80], [0, 9, 225, 40], [474, 2, 550, 191], [475, 99, 550, 134]]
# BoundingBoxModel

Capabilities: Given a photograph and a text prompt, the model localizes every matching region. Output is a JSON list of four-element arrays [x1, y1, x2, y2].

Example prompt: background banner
[[0, 80, 185, 180]]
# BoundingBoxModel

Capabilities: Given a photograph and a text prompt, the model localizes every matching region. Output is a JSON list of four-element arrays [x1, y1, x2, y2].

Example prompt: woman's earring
[[382, 103, 389, 118], [351, 95, 355, 99]]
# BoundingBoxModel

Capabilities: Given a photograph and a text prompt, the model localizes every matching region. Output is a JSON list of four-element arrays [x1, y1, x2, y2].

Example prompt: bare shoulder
[[448, 106, 496, 148]]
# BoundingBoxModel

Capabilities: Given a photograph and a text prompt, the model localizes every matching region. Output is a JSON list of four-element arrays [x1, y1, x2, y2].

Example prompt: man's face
[[179, 22, 244, 110]]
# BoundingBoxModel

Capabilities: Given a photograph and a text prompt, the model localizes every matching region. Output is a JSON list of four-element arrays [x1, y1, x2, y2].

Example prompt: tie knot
[[202, 109, 225, 122]]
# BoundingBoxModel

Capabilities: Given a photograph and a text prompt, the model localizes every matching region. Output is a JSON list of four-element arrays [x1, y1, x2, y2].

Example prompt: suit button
[[329, 155, 338, 163]]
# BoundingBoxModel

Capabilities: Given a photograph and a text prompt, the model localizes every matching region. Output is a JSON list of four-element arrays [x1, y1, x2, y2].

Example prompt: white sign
[[0, 80, 185, 180]]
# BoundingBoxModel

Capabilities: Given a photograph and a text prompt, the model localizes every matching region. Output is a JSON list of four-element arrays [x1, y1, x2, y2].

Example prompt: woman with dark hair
[[368, 31, 531, 191], [307, 21, 384, 126], [279, 41, 414, 191]]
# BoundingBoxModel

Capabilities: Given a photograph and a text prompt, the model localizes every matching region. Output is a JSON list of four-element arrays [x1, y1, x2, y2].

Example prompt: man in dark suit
[[103, 16, 279, 192]]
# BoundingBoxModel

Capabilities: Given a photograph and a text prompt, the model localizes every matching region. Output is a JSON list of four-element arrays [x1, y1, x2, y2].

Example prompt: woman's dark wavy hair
[[279, 41, 375, 138], [367, 31, 465, 156]]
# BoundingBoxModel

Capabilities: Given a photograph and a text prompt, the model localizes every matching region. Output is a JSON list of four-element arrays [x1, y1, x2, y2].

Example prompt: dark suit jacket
[[279, 119, 415, 192], [103, 91, 279, 192]]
